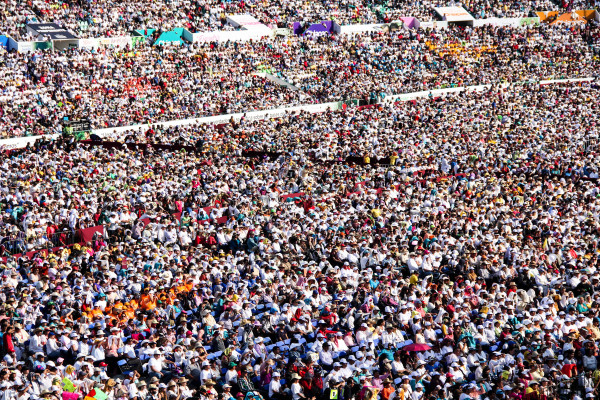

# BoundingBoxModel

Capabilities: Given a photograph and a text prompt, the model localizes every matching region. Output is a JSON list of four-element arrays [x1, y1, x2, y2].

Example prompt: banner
[[472, 17, 540, 27], [98, 36, 131, 48], [53, 39, 79, 51], [16, 41, 53, 52], [226, 15, 265, 29], [81, 36, 132, 49], [419, 21, 449, 29], [134, 29, 156, 38], [399, 18, 419, 28], [293, 21, 340, 35], [433, 6, 474, 22], [27, 23, 77, 40], [78, 38, 98, 48], [519, 17, 540, 26], [339, 23, 385, 34], [192, 29, 270, 43], [78, 226, 104, 243], [65, 118, 91, 132], [0, 78, 593, 150], [154, 28, 185, 46], [131, 36, 145, 48], [274, 28, 292, 36], [63, 118, 91, 140]]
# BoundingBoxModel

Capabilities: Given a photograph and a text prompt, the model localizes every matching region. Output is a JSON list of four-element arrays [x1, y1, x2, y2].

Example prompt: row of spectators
[[0, 22, 598, 139], [3, 0, 596, 40]]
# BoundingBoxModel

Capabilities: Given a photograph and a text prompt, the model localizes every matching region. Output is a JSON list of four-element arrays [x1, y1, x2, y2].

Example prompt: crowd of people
[[0, 40, 311, 138], [3, 0, 600, 42], [0, 21, 599, 139], [0, 80, 599, 400], [0, 0, 240, 40], [2, 0, 600, 400], [461, 0, 557, 19], [274, 23, 599, 102]]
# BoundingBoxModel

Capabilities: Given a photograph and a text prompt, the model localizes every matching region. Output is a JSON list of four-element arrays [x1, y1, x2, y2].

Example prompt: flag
[[62, 393, 79, 400], [87, 388, 108, 400], [62, 378, 76, 392]]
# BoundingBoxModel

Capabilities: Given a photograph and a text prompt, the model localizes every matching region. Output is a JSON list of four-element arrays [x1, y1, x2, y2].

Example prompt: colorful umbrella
[[403, 343, 431, 352]]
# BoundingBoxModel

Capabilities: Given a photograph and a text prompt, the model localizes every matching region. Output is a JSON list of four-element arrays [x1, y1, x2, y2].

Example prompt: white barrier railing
[[0, 77, 594, 149], [91, 101, 341, 139], [381, 77, 595, 103]]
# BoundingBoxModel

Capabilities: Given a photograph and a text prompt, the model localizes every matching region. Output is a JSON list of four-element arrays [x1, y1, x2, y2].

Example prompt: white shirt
[[269, 379, 281, 397], [291, 382, 303, 400], [148, 356, 163, 373]]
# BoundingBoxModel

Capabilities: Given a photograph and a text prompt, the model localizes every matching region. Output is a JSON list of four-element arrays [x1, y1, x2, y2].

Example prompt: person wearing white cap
[[324, 362, 343, 389], [343, 356, 358, 377], [338, 359, 352, 379], [411, 383, 424, 400], [268, 372, 282, 399], [148, 349, 167, 381], [311, 334, 326, 353], [200, 360, 212, 385], [356, 323, 371, 343]]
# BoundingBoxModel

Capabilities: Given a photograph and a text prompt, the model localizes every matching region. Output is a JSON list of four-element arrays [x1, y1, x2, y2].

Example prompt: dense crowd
[[3, 0, 599, 41], [0, 41, 309, 138], [0, 22, 599, 139], [1, 0, 240, 40], [462, 0, 557, 19], [0, 81, 599, 400], [2, 0, 600, 398], [274, 23, 599, 102]]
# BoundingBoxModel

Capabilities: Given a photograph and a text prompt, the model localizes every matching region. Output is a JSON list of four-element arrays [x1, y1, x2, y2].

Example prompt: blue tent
[[154, 28, 185, 46]]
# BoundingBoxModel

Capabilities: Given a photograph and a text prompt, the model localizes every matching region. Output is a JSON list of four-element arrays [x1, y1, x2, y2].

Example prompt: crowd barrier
[[91, 101, 342, 138], [0, 77, 595, 150]]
